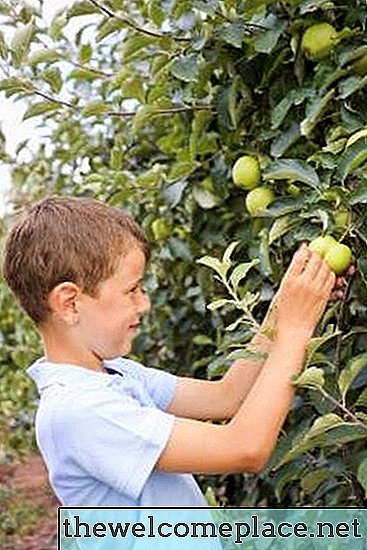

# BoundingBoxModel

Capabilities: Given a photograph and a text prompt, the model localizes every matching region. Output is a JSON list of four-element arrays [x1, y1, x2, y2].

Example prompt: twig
[[319, 387, 367, 431], [334, 275, 353, 369], [87, 0, 190, 42], [33, 89, 74, 108], [69, 60, 114, 78]]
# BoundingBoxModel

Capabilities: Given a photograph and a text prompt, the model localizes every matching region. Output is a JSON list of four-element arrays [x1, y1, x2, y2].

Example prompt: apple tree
[[1, 0, 367, 505]]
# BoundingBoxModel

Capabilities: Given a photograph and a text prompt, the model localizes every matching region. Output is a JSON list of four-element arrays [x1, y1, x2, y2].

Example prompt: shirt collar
[[26, 356, 124, 392]]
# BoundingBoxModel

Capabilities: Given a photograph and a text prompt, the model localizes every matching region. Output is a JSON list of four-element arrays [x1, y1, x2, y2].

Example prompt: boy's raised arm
[[166, 298, 277, 422], [157, 245, 335, 475]]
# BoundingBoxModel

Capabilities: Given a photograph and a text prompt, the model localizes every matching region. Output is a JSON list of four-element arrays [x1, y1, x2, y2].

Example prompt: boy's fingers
[[286, 244, 310, 277], [335, 289, 344, 300], [335, 277, 346, 289], [318, 260, 334, 287], [302, 250, 324, 279]]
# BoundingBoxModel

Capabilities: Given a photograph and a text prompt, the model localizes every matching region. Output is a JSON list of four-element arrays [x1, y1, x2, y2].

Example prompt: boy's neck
[[40, 329, 105, 373]]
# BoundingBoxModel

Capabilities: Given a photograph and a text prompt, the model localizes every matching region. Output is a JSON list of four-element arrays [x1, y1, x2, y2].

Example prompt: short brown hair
[[2, 196, 150, 326]]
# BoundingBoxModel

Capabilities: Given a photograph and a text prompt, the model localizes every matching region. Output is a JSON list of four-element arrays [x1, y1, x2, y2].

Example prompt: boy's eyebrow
[[129, 276, 144, 287]]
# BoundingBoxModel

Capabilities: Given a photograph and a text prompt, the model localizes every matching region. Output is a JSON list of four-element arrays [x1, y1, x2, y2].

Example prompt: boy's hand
[[330, 264, 356, 301], [276, 244, 335, 342]]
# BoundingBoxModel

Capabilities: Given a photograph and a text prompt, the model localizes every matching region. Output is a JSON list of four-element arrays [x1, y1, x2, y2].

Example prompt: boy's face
[[78, 245, 151, 360]]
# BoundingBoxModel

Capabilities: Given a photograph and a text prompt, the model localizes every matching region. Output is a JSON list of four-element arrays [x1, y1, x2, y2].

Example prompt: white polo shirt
[[27, 357, 207, 507]]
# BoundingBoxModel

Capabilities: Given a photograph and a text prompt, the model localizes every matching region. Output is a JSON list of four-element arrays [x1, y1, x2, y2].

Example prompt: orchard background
[[1, 0, 367, 518]]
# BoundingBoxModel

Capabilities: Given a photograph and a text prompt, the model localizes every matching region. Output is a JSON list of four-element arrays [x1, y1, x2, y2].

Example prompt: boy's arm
[[158, 248, 335, 475], [159, 330, 308, 474], [166, 292, 278, 421]]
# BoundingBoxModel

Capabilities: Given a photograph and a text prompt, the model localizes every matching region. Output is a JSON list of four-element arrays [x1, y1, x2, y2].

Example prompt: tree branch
[[87, 0, 190, 42], [107, 105, 214, 117], [20, 84, 215, 118]]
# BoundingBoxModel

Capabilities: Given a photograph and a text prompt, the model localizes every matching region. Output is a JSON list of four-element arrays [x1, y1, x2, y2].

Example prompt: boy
[[2, 196, 335, 507]]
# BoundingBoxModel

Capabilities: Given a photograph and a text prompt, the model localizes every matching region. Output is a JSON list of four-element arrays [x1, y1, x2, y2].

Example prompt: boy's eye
[[129, 283, 146, 294]]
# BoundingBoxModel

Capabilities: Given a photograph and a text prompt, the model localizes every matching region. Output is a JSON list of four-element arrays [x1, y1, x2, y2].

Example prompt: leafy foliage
[[1, 0, 367, 505]]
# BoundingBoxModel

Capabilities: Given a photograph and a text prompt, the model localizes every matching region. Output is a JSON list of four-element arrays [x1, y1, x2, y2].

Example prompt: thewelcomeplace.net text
[[61, 513, 362, 544]]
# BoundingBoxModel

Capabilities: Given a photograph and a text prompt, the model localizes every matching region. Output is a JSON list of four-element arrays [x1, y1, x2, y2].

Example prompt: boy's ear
[[48, 282, 81, 325]]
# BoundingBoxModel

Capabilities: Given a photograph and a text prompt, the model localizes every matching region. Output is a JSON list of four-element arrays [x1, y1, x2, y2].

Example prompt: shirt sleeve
[[116, 358, 178, 411], [142, 366, 178, 410], [58, 389, 175, 502]]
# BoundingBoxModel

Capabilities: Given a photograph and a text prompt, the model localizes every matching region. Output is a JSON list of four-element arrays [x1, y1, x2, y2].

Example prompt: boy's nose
[[138, 292, 151, 316]]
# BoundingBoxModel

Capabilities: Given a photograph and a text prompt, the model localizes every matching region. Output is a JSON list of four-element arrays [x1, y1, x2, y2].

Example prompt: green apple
[[301, 23, 338, 61], [309, 236, 352, 274], [333, 208, 351, 229], [324, 243, 352, 275], [246, 187, 275, 216], [309, 235, 337, 257], [232, 155, 261, 190]]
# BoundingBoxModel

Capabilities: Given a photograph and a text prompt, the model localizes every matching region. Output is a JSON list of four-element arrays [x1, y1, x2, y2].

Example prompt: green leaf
[[337, 137, 367, 182], [259, 228, 272, 277], [221, 21, 246, 48], [300, 89, 335, 137], [0, 29, 7, 59], [42, 67, 63, 94], [81, 100, 110, 117], [350, 182, 367, 205], [269, 215, 300, 244], [121, 75, 146, 103], [171, 55, 200, 82], [229, 260, 259, 292], [121, 33, 156, 63], [339, 75, 364, 99], [338, 354, 367, 403], [357, 456, 367, 497], [263, 159, 320, 188], [166, 161, 197, 182], [28, 49, 64, 65], [0, 77, 28, 93], [275, 414, 345, 468], [22, 101, 61, 120], [301, 469, 331, 495], [162, 181, 187, 207], [67, 1, 100, 18], [305, 329, 340, 367], [207, 298, 233, 311], [294, 366, 325, 391], [136, 168, 161, 188], [192, 335, 214, 346], [196, 256, 231, 279], [356, 388, 367, 408], [271, 89, 307, 130], [148, 0, 165, 27], [192, 185, 221, 209], [253, 15, 287, 54], [79, 43, 92, 64], [10, 23, 34, 67], [270, 121, 301, 158], [222, 241, 239, 264], [97, 17, 126, 41], [69, 68, 101, 82], [215, 84, 238, 130]]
